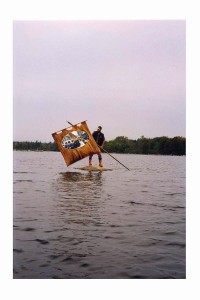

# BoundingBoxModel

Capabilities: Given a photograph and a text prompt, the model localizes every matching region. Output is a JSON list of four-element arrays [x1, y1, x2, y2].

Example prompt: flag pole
[[66, 120, 88, 127], [67, 120, 73, 126]]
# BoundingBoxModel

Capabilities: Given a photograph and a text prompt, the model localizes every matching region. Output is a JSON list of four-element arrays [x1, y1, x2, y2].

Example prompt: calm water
[[13, 151, 186, 279]]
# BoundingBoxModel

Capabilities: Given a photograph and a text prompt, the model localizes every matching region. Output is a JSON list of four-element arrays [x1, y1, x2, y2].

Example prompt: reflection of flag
[[52, 121, 101, 167]]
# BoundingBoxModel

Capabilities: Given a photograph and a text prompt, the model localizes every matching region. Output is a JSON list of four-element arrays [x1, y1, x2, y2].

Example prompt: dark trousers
[[89, 153, 102, 161]]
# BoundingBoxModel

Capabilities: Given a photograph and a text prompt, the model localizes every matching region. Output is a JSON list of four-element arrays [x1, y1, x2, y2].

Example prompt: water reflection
[[58, 171, 102, 184], [50, 171, 104, 228], [56, 171, 103, 195]]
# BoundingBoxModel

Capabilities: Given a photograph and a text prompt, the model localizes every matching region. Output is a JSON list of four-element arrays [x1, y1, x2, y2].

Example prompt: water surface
[[13, 151, 186, 279]]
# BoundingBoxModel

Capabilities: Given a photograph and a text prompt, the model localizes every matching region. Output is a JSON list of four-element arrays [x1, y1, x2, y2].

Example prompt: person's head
[[97, 126, 102, 132]]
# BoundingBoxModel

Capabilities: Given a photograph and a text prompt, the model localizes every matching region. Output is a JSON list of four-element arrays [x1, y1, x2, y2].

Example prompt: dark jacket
[[92, 131, 105, 146]]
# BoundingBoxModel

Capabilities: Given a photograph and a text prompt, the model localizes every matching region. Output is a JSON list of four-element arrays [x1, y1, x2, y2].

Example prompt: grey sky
[[13, 20, 185, 142]]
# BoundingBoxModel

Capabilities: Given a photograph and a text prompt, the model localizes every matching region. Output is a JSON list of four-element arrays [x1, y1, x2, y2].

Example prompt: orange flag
[[52, 121, 101, 167]]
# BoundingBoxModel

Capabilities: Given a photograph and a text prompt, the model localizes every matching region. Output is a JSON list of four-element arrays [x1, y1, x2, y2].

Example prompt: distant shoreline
[[13, 150, 186, 156], [13, 136, 186, 156]]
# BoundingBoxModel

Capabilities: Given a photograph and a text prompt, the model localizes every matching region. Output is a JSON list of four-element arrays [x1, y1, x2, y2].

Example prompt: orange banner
[[52, 121, 101, 167]]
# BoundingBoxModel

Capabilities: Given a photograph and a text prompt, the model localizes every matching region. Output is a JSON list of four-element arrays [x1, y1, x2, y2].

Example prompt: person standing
[[89, 126, 105, 167]]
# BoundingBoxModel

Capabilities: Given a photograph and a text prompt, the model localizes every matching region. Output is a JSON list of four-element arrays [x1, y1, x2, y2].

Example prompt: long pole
[[66, 120, 130, 171], [101, 147, 130, 171], [67, 120, 75, 127]]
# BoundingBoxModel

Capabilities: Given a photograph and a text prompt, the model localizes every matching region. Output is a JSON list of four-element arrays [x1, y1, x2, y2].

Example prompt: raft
[[75, 165, 113, 171]]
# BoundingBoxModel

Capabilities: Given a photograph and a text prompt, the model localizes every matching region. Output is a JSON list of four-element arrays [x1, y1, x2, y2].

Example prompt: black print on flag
[[61, 130, 89, 149]]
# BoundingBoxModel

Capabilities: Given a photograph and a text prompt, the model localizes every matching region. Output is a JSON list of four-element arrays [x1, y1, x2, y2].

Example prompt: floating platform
[[75, 165, 113, 171]]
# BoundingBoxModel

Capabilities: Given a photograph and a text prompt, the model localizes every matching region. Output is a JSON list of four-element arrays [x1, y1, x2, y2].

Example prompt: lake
[[13, 151, 186, 279]]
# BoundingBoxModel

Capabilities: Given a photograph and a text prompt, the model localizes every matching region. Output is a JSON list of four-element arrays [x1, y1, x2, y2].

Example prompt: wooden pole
[[100, 147, 130, 171]]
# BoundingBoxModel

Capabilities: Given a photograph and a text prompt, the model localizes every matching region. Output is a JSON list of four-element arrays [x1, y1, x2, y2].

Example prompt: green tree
[[13, 136, 186, 155]]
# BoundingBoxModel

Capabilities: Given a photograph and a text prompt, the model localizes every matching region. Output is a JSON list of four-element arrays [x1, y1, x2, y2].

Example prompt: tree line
[[13, 135, 186, 156], [104, 136, 185, 155]]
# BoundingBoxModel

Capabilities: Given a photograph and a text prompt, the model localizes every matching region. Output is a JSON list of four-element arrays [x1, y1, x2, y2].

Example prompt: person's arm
[[101, 135, 105, 149]]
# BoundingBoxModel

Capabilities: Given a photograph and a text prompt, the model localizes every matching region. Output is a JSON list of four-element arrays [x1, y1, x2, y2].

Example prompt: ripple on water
[[13, 152, 186, 279]]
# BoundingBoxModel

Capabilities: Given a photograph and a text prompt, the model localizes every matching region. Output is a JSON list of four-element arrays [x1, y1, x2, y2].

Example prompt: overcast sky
[[13, 20, 185, 142]]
